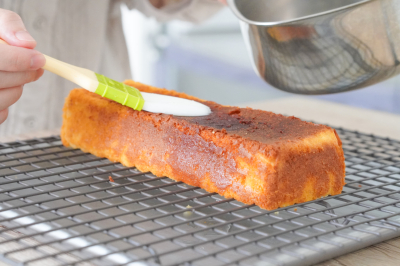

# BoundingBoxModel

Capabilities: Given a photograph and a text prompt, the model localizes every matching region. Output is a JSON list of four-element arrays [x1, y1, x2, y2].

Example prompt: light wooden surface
[[316, 237, 400, 266], [1, 97, 400, 266]]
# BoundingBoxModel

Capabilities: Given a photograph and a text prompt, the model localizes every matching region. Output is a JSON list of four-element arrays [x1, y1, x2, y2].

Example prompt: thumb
[[0, 8, 36, 49]]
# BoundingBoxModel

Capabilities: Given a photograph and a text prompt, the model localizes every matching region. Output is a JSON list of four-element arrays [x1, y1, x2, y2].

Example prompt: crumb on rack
[[294, 208, 297, 211], [358, 184, 362, 188], [184, 205, 194, 217], [274, 211, 279, 215], [109, 176, 115, 182]]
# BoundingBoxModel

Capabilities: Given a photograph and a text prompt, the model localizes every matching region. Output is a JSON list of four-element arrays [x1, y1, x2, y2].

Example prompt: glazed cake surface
[[61, 80, 345, 210]]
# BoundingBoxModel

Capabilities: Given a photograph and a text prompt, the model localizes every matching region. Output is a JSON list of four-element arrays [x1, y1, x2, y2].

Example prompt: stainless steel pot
[[228, 0, 400, 94]]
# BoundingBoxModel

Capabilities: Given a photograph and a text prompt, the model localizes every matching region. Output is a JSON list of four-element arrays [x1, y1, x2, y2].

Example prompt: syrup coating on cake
[[183, 105, 330, 145], [127, 80, 332, 144]]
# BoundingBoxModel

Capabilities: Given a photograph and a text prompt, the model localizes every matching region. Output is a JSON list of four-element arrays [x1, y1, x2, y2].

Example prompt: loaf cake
[[61, 80, 345, 210]]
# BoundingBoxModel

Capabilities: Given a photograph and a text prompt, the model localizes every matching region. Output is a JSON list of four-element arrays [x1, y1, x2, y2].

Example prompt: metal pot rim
[[227, 0, 374, 26]]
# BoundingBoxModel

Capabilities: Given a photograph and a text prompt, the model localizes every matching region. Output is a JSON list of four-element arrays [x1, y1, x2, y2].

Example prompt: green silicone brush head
[[94, 73, 145, 110]]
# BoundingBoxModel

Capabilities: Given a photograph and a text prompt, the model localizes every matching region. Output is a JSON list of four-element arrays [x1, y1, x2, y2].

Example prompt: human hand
[[0, 8, 45, 125]]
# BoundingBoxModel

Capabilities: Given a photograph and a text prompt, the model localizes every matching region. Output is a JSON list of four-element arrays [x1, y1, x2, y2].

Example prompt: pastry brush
[[0, 40, 211, 116]]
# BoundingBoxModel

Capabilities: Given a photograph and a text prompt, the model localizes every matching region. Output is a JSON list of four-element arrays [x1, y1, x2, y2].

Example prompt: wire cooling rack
[[0, 128, 399, 266]]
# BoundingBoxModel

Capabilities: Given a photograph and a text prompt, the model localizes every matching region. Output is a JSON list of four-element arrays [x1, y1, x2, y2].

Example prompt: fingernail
[[15, 30, 35, 42], [30, 54, 46, 69]]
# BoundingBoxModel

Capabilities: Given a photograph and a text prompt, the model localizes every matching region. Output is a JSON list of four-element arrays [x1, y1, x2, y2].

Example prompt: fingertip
[[30, 53, 46, 70], [0, 108, 9, 125], [14, 30, 36, 48], [0, 86, 23, 111], [0, 10, 36, 49], [1, 30, 36, 49], [14, 85, 23, 99], [35, 68, 45, 81]]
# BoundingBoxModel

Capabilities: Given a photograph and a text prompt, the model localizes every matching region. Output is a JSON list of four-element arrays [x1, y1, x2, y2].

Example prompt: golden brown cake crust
[[61, 81, 345, 210]]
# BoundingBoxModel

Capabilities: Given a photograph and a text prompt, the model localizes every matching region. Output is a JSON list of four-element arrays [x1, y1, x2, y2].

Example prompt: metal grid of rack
[[0, 128, 399, 266]]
